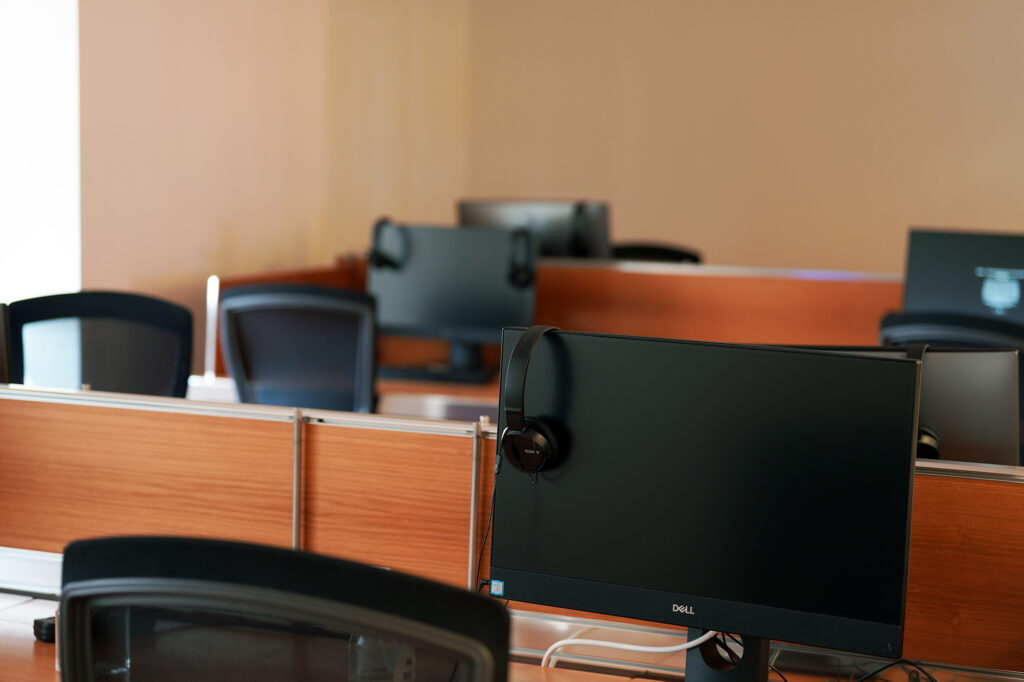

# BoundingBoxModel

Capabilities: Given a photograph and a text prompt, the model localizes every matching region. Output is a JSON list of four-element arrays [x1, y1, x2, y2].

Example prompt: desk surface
[[187, 374, 501, 422], [5, 596, 1022, 682]]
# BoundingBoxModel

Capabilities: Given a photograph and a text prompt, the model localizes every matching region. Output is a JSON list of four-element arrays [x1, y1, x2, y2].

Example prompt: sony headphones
[[499, 325, 560, 474], [366, 218, 408, 269], [507, 228, 535, 288]]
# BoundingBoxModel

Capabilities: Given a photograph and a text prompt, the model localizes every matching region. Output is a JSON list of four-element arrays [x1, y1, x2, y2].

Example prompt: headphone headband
[[503, 325, 559, 432]]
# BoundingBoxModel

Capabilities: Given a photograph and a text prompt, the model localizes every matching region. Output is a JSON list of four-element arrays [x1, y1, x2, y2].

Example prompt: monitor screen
[[366, 222, 537, 382], [490, 328, 920, 665], [791, 346, 1018, 467], [904, 228, 1024, 322], [457, 199, 611, 259]]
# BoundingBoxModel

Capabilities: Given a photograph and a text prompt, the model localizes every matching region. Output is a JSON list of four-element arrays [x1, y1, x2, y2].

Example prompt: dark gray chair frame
[[6, 291, 192, 397], [59, 536, 509, 681], [0, 303, 10, 384], [218, 283, 376, 412]]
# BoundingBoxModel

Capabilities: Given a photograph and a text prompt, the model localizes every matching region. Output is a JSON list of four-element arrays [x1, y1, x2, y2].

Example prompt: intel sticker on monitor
[[489, 579, 505, 597]]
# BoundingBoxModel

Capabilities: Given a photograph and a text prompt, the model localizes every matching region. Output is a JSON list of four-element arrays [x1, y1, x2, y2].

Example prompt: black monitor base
[[377, 363, 497, 384], [685, 630, 769, 682], [377, 339, 496, 384]]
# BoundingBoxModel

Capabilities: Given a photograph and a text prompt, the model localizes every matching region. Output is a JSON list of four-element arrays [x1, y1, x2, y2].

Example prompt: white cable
[[541, 628, 719, 669]]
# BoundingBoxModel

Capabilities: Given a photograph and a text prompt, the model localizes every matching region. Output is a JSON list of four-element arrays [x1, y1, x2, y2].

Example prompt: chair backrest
[[880, 311, 1024, 466], [218, 283, 376, 412], [59, 537, 510, 682], [7, 291, 192, 397], [0, 303, 10, 384], [610, 241, 702, 263]]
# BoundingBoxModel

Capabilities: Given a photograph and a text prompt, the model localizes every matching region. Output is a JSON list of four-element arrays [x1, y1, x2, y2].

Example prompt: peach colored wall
[[81, 1, 1024, 369], [466, 0, 1024, 273], [80, 0, 469, 371]]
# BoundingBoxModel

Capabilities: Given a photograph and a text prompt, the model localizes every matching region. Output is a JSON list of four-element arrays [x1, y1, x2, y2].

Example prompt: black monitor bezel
[[489, 328, 920, 659], [457, 199, 611, 259]]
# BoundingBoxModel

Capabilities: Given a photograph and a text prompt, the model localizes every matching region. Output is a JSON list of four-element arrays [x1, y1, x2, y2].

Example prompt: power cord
[[853, 659, 938, 682], [473, 478, 497, 594], [541, 627, 719, 669]]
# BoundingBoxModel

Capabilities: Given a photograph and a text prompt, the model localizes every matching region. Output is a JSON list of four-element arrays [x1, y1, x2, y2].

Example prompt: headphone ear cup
[[500, 418, 558, 473], [508, 265, 534, 288]]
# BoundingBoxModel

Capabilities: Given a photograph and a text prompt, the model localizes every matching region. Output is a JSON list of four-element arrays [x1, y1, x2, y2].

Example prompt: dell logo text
[[672, 604, 695, 615]]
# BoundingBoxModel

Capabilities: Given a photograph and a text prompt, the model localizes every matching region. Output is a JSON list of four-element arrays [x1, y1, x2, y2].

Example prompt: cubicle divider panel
[[533, 264, 903, 345], [302, 419, 478, 588], [0, 392, 295, 553], [903, 470, 1024, 672], [217, 257, 903, 377]]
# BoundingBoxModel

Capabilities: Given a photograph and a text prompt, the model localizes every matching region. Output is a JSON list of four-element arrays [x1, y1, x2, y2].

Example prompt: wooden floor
[[0, 595, 59, 682]]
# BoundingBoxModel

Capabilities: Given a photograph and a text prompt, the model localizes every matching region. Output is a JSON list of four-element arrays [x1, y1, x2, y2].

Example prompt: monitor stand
[[685, 630, 769, 682], [377, 340, 497, 384]]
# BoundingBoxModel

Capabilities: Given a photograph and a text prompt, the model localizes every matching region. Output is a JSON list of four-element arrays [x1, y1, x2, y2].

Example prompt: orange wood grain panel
[[534, 265, 904, 345], [0, 399, 294, 552], [377, 376, 500, 401], [903, 474, 1024, 671], [303, 423, 476, 588]]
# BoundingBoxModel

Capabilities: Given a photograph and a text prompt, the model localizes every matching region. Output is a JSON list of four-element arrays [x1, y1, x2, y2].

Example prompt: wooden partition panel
[[534, 264, 903, 345], [903, 472, 1024, 671], [217, 256, 904, 374], [0, 395, 295, 552], [302, 421, 478, 588]]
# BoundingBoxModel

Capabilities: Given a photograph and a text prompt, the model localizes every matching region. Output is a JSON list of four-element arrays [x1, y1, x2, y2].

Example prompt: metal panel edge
[[0, 385, 295, 422], [915, 459, 1024, 484]]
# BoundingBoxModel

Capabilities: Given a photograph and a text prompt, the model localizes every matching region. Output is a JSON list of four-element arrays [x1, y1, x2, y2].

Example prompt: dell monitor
[[904, 227, 1024, 322], [457, 199, 611, 259], [490, 328, 921, 682], [366, 220, 537, 383], [792, 346, 1019, 467]]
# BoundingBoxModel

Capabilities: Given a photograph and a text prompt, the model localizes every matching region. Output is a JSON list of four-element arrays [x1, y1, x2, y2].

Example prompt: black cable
[[717, 632, 790, 682], [854, 659, 939, 682], [770, 663, 791, 682], [473, 482, 497, 594]]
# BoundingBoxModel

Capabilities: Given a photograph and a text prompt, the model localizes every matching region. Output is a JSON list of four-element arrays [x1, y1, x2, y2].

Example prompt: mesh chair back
[[219, 284, 376, 412]]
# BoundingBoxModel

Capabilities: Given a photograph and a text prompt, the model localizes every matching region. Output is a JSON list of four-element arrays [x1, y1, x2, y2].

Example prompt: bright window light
[[0, 0, 81, 304]]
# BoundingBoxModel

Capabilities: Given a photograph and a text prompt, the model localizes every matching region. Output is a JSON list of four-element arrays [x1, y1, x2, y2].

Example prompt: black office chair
[[219, 283, 376, 412], [7, 291, 192, 397], [610, 241, 702, 264], [880, 310, 1024, 466], [58, 536, 510, 682], [0, 303, 10, 384]]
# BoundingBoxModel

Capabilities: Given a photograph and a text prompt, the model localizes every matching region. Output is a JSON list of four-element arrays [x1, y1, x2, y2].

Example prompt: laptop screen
[[904, 228, 1024, 323]]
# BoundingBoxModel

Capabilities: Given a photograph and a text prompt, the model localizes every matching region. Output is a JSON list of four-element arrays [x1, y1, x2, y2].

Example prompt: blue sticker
[[490, 579, 505, 597]]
